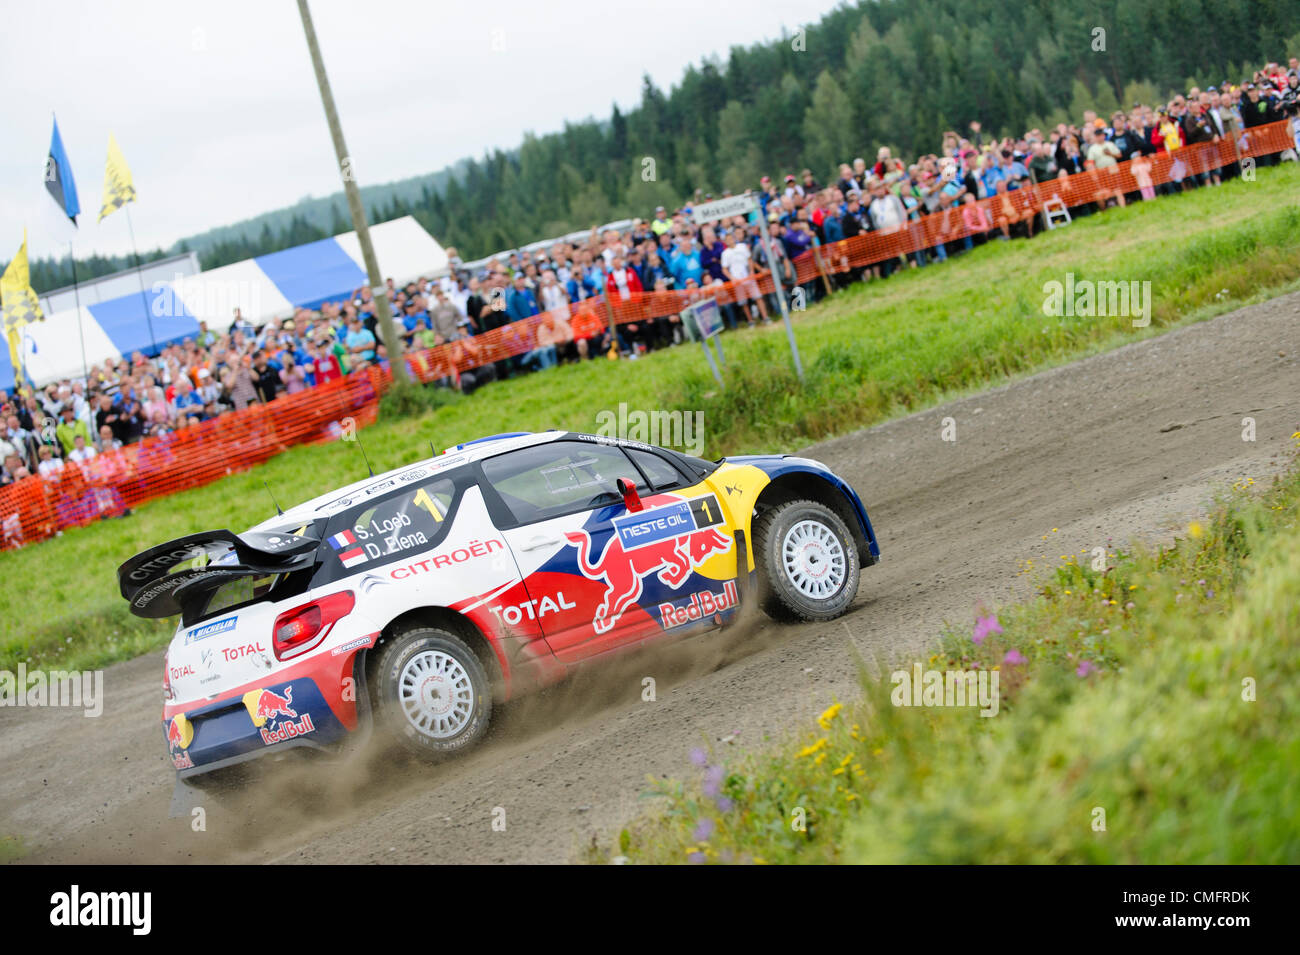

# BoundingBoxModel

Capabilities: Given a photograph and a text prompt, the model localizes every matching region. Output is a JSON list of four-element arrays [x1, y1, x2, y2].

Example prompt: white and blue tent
[[4, 217, 447, 389]]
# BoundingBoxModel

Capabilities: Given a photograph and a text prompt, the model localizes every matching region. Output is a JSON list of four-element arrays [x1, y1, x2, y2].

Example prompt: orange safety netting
[[2, 119, 1294, 551]]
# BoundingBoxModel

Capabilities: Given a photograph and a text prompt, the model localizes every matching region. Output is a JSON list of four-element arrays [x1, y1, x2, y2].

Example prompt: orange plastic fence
[[1, 119, 1293, 551]]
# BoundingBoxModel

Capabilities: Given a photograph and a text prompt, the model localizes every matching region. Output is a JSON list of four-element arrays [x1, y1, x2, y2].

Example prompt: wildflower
[[693, 818, 715, 842], [796, 738, 829, 759], [1003, 649, 1026, 666], [715, 796, 734, 813], [817, 702, 843, 729], [1188, 521, 1203, 539], [689, 748, 708, 767], [687, 850, 706, 865], [702, 765, 725, 798], [973, 613, 1003, 644], [1076, 660, 1098, 677]]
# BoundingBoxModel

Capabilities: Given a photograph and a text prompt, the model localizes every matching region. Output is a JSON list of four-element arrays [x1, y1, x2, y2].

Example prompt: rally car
[[118, 431, 880, 779]]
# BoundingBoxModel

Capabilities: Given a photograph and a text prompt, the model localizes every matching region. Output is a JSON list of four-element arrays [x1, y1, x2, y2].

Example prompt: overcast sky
[[0, 0, 843, 263]]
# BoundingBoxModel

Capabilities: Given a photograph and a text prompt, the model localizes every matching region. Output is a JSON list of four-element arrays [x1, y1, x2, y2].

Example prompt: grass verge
[[3, 165, 1298, 672], [594, 438, 1300, 863]]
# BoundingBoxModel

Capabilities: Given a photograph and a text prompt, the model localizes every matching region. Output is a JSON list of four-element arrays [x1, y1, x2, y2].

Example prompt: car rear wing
[[117, 529, 321, 619]]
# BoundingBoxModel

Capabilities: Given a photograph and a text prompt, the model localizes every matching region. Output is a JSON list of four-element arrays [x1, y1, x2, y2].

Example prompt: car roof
[[250, 431, 566, 530]]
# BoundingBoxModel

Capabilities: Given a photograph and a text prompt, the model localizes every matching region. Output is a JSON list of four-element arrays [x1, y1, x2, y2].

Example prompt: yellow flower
[[796, 737, 829, 758], [1188, 521, 1203, 539], [814, 751, 828, 766], [817, 702, 844, 729], [840, 753, 853, 767]]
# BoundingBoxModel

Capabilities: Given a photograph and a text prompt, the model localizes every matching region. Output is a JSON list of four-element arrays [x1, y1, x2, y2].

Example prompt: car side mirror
[[616, 477, 644, 513]]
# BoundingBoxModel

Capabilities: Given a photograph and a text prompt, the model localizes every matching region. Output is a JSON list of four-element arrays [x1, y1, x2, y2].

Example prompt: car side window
[[482, 442, 645, 525], [323, 477, 457, 573], [625, 448, 691, 491]]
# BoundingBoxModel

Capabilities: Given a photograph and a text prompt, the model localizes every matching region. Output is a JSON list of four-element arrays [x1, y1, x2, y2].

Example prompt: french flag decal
[[329, 530, 368, 568]]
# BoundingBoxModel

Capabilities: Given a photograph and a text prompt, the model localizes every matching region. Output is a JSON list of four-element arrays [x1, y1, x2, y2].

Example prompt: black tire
[[753, 498, 860, 622], [371, 625, 492, 757]]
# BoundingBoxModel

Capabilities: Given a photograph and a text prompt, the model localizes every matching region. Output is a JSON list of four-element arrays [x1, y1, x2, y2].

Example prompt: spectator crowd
[[4, 59, 1298, 498]]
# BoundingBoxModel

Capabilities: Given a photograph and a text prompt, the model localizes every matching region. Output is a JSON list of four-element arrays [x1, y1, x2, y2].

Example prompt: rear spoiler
[[117, 529, 320, 619]]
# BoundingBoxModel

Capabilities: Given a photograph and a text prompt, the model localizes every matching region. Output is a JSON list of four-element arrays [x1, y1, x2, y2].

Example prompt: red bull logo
[[242, 685, 316, 746], [565, 523, 732, 633], [165, 713, 193, 750], [242, 685, 296, 728], [658, 580, 739, 629]]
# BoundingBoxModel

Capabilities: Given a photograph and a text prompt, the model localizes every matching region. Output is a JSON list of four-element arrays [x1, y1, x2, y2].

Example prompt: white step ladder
[[1043, 196, 1072, 229]]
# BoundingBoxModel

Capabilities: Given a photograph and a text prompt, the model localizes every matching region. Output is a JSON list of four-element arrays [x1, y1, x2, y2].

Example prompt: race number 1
[[689, 495, 723, 529]]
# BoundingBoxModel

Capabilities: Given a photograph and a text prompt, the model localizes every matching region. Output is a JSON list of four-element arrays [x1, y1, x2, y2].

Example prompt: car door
[[478, 439, 736, 664]]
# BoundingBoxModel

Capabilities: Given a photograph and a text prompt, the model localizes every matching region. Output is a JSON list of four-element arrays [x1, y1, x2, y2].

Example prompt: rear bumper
[[163, 638, 375, 778]]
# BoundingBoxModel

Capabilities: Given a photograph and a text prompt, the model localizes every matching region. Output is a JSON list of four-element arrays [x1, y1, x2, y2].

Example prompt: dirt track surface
[[4, 293, 1298, 864]]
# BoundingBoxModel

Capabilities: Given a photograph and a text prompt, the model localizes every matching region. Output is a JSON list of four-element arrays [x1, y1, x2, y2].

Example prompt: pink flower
[[1076, 660, 1097, 677], [973, 614, 1003, 644], [1003, 649, 1026, 666]]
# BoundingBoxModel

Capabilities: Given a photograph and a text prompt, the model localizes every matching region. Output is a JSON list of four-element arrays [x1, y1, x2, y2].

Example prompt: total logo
[[488, 591, 577, 627], [222, 642, 269, 663], [242, 685, 317, 746], [658, 580, 739, 629]]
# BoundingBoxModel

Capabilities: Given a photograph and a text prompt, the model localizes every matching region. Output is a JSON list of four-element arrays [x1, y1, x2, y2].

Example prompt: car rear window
[[319, 477, 459, 576]]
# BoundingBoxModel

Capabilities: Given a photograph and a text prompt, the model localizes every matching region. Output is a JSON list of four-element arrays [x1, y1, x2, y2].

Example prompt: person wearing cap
[[783, 173, 803, 200], [55, 405, 93, 455], [430, 288, 462, 342]]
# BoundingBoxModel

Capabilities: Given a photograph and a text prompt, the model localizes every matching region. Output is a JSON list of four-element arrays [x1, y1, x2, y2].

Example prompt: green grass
[[3, 165, 1299, 673], [596, 444, 1300, 864]]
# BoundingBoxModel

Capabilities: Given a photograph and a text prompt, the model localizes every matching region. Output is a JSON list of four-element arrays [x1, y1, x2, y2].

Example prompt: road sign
[[689, 299, 723, 339], [691, 195, 758, 224], [691, 193, 804, 382]]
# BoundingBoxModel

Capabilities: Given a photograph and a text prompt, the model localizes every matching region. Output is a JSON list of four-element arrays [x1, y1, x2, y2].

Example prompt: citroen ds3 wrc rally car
[[118, 431, 880, 779]]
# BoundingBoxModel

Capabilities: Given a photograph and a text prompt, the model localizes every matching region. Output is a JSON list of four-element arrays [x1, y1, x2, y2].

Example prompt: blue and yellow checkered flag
[[98, 133, 138, 223], [1, 231, 45, 379]]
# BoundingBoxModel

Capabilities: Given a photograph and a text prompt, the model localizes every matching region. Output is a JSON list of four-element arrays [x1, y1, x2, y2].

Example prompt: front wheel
[[371, 626, 492, 757], [753, 499, 860, 622]]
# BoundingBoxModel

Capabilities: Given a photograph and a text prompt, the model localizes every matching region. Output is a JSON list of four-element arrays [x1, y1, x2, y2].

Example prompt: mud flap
[[168, 775, 206, 819], [731, 528, 759, 624]]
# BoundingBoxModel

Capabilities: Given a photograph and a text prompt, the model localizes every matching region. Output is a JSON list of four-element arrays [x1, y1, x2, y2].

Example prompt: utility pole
[[297, 0, 408, 383]]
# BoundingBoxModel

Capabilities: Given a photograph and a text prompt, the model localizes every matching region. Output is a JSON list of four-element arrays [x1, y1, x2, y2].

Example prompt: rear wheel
[[372, 625, 492, 757], [753, 499, 860, 622]]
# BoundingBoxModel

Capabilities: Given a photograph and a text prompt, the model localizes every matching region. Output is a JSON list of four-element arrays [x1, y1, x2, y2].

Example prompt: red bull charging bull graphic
[[564, 493, 733, 633], [243, 685, 317, 745]]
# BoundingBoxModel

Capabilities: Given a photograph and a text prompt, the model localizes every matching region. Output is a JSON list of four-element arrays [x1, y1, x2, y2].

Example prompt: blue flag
[[45, 117, 81, 225]]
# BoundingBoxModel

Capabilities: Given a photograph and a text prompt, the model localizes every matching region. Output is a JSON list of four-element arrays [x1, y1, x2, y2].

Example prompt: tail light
[[272, 591, 355, 661]]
